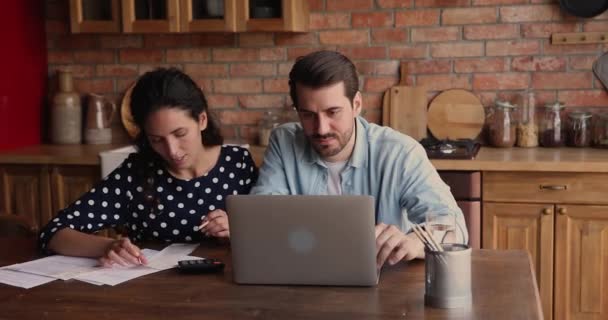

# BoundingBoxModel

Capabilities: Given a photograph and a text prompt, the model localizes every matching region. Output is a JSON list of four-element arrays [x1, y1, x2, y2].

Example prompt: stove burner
[[420, 138, 480, 159]]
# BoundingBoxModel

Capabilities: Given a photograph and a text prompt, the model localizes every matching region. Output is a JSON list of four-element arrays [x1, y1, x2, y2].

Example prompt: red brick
[[309, 13, 351, 30], [569, 56, 597, 70], [408, 60, 452, 74], [47, 51, 74, 64], [442, 8, 497, 25], [116, 79, 138, 93], [139, 64, 182, 75], [144, 34, 192, 48], [362, 93, 384, 110], [522, 23, 578, 38], [191, 34, 236, 47], [207, 95, 237, 110], [193, 79, 214, 92], [326, 0, 373, 11], [184, 64, 228, 78], [74, 79, 114, 94], [74, 50, 115, 63], [49, 65, 95, 78], [371, 29, 408, 43], [212, 48, 259, 62], [219, 111, 265, 125], [166, 48, 211, 63], [45, 20, 68, 35], [308, 0, 325, 11], [238, 125, 260, 144], [464, 24, 519, 40], [431, 43, 484, 58], [363, 109, 381, 124], [415, 0, 469, 7], [395, 10, 440, 27], [532, 72, 592, 89], [363, 77, 398, 93], [337, 47, 387, 60], [230, 63, 276, 77], [56, 35, 99, 50], [558, 90, 608, 107], [418, 74, 471, 91], [473, 0, 526, 4], [412, 27, 460, 42], [213, 79, 262, 94], [263, 78, 289, 93], [238, 33, 275, 47], [96, 65, 139, 78], [119, 49, 163, 63], [276, 33, 317, 46], [473, 74, 529, 90], [511, 56, 566, 72], [500, 5, 564, 23], [542, 41, 601, 55], [486, 40, 540, 56], [278, 63, 294, 76], [378, 0, 413, 8], [319, 30, 368, 45], [219, 126, 238, 140], [100, 35, 142, 49], [454, 58, 508, 73], [355, 61, 400, 76], [238, 95, 286, 109], [584, 21, 608, 32], [260, 48, 286, 61], [389, 45, 428, 59], [352, 12, 393, 28], [287, 47, 337, 60]]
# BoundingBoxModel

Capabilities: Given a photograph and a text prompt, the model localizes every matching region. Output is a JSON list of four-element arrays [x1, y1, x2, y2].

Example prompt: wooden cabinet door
[[49, 165, 99, 223], [122, 0, 180, 33], [179, 0, 238, 32], [483, 202, 554, 320], [69, 0, 121, 33], [236, 0, 309, 32], [0, 165, 51, 232], [555, 205, 608, 320]]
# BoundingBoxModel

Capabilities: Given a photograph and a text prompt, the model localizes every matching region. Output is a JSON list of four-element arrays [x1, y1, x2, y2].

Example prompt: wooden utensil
[[382, 62, 428, 141], [427, 89, 485, 140]]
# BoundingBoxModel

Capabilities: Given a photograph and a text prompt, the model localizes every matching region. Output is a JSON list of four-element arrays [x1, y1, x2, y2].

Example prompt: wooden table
[[0, 239, 542, 320]]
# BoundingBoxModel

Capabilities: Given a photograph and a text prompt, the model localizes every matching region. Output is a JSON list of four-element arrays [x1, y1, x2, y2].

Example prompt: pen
[[198, 220, 209, 230]]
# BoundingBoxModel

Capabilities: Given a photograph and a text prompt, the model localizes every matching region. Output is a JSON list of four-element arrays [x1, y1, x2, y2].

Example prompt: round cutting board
[[120, 83, 139, 139], [427, 89, 485, 140]]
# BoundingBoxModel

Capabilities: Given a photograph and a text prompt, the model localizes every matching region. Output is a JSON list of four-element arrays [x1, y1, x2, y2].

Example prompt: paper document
[[146, 243, 199, 270], [0, 269, 56, 289], [5, 255, 99, 280]]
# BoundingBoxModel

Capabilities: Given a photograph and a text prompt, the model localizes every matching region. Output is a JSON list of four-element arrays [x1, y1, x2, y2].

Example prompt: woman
[[38, 68, 258, 267]]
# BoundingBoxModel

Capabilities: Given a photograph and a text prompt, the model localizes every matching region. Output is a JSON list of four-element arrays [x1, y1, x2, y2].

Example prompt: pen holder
[[424, 243, 472, 309]]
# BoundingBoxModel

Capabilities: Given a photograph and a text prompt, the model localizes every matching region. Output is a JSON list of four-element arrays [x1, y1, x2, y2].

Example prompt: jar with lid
[[516, 91, 538, 147], [592, 113, 608, 148], [258, 111, 281, 146], [566, 111, 592, 147], [539, 102, 565, 147], [488, 100, 517, 148]]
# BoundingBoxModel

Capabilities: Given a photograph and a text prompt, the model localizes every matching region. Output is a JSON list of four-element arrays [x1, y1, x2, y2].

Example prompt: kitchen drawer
[[439, 171, 480, 199], [483, 171, 608, 205]]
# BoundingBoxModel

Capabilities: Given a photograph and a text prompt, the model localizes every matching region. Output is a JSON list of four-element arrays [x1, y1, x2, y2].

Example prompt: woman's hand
[[199, 209, 230, 238], [98, 237, 148, 267]]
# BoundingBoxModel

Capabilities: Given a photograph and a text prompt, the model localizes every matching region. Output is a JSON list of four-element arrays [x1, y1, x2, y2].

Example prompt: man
[[250, 50, 468, 268]]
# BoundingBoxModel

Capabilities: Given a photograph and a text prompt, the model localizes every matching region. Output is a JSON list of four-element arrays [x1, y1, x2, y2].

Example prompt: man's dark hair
[[288, 50, 359, 109]]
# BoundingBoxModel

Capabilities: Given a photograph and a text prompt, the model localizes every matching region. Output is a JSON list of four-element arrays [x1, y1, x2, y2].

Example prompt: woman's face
[[143, 107, 207, 171]]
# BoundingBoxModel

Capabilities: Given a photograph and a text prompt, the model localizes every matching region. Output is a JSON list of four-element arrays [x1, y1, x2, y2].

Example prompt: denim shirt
[[250, 117, 468, 242]]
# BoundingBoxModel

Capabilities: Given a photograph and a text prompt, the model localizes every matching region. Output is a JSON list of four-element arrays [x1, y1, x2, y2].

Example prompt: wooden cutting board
[[427, 89, 485, 140], [381, 63, 427, 141]]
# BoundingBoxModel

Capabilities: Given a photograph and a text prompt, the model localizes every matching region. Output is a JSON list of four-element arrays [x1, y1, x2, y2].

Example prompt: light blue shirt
[[250, 117, 468, 243]]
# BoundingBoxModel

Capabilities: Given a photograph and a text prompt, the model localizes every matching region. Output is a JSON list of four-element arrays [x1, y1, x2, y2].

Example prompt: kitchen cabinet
[[483, 171, 608, 320], [69, 0, 308, 33]]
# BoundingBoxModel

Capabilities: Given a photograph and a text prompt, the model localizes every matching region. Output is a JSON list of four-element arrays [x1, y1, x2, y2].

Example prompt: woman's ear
[[198, 112, 208, 131]]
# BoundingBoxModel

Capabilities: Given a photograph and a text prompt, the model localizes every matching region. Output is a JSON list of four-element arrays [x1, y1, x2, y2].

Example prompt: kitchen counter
[[0, 144, 126, 165]]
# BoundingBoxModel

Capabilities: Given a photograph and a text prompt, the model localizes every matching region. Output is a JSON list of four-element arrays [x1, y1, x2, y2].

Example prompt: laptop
[[227, 195, 379, 286]]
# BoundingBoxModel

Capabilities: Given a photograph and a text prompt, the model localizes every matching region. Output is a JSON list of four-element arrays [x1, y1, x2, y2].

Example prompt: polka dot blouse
[[38, 145, 258, 251]]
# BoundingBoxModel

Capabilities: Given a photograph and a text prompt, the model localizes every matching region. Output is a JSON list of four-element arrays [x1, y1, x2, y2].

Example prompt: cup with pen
[[417, 211, 472, 309]]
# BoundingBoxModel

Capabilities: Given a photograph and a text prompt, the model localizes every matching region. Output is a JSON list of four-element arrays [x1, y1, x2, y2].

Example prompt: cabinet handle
[[539, 184, 567, 191], [542, 208, 552, 215], [558, 207, 567, 215]]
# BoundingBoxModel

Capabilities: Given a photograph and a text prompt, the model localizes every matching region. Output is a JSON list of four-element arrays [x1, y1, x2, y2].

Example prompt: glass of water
[[425, 211, 457, 245]]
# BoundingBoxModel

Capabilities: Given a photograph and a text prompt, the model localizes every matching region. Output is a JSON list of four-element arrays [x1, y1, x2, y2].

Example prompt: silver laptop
[[227, 195, 379, 286]]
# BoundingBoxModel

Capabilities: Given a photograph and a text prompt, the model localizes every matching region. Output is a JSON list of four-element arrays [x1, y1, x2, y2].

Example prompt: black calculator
[[177, 258, 225, 274]]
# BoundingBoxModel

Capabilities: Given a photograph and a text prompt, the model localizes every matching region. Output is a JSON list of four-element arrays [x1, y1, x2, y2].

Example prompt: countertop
[[2, 144, 608, 173]]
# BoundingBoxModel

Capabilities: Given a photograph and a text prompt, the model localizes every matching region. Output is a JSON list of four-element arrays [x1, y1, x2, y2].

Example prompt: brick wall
[[45, 0, 608, 144]]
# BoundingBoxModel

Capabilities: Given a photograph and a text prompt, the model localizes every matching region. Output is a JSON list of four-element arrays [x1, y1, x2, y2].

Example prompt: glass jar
[[516, 91, 538, 147], [566, 111, 592, 147], [592, 113, 608, 148], [258, 111, 280, 146], [540, 102, 565, 147], [488, 100, 517, 148]]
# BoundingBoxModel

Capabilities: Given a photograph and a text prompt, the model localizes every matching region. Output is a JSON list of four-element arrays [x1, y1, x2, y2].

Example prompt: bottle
[[539, 102, 565, 147], [516, 91, 538, 147], [258, 111, 280, 146], [488, 100, 517, 148], [566, 111, 592, 147], [51, 70, 82, 144], [592, 113, 608, 148]]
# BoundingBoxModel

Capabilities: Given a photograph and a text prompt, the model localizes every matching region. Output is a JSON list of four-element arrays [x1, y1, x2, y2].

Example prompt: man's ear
[[352, 91, 363, 116], [199, 112, 208, 131]]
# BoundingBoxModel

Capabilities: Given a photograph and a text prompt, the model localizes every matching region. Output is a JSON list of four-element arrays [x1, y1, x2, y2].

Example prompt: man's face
[[295, 82, 362, 162]]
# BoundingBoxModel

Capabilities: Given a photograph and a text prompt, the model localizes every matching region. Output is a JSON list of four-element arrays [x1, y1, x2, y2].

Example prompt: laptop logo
[[288, 228, 316, 253]]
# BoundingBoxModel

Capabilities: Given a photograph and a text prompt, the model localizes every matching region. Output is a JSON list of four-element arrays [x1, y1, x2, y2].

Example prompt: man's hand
[[375, 223, 424, 269]]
